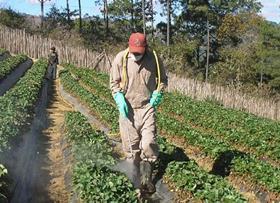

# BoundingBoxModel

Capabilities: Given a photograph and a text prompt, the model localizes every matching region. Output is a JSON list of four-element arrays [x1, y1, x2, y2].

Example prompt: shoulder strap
[[121, 48, 161, 92]]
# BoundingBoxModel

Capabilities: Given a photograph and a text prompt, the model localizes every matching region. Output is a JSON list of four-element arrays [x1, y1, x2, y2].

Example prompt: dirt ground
[[43, 79, 73, 203], [0, 77, 73, 203]]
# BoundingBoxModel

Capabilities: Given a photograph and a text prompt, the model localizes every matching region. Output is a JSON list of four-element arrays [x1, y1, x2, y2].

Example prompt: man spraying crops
[[110, 32, 168, 195], [47, 46, 59, 80]]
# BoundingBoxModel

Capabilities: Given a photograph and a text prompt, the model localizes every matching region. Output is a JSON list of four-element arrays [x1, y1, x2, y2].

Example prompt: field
[[0, 49, 279, 203]]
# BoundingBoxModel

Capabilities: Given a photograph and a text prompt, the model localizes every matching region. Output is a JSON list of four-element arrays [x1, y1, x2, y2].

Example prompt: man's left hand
[[149, 91, 163, 108]]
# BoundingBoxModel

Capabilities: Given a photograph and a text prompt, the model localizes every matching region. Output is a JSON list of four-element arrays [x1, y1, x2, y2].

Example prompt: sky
[[0, 0, 279, 24]]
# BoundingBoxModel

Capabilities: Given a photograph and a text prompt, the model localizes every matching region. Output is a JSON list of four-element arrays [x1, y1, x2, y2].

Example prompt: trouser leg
[[119, 116, 140, 159], [47, 65, 52, 79], [119, 115, 141, 188], [139, 104, 159, 194], [119, 104, 159, 194], [52, 64, 57, 79], [140, 104, 158, 162]]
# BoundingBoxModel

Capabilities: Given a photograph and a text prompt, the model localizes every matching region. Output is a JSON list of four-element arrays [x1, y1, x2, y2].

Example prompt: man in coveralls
[[110, 32, 168, 195]]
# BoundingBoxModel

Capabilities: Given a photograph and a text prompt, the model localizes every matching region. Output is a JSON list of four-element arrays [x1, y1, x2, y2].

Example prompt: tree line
[[0, 0, 279, 97]]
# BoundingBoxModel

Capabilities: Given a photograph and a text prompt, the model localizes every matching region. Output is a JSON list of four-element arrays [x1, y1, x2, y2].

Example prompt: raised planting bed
[[0, 49, 10, 61], [0, 57, 33, 96], [160, 93, 280, 163], [0, 54, 28, 81], [60, 70, 119, 133], [0, 58, 48, 151], [157, 137, 246, 202], [64, 111, 138, 202], [66, 64, 280, 200]]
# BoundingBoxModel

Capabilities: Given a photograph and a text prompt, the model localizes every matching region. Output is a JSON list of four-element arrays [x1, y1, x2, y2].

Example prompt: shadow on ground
[[210, 150, 246, 177]]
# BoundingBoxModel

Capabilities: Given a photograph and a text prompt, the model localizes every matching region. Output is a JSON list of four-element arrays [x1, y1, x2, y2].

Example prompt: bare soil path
[[43, 79, 73, 203], [0, 78, 73, 203]]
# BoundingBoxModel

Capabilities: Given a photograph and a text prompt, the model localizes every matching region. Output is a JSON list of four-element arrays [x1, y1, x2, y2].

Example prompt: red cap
[[128, 33, 147, 54]]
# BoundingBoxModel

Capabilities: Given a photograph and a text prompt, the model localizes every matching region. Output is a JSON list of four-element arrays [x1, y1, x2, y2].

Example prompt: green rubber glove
[[149, 91, 163, 108], [114, 92, 128, 118]]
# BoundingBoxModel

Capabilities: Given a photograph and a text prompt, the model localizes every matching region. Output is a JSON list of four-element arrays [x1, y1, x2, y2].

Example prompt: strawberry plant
[[0, 48, 8, 56], [166, 160, 246, 202], [0, 54, 28, 80], [62, 64, 280, 197], [157, 111, 280, 193], [0, 58, 48, 150], [64, 64, 109, 87], [64, 112, 138, 202], [156, 136, 246, 202], [161, 93, 280, 161], [60, 70, 119, 133], [68, 66, 114, 103]]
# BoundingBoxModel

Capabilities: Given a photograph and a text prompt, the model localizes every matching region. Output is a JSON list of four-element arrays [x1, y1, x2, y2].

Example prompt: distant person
[[47, 47, 59, 80]]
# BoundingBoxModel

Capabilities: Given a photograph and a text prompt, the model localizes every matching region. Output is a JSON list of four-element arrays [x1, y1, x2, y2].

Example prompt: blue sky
[[259, 0, 280, 23], [0, 0, 279, 24]]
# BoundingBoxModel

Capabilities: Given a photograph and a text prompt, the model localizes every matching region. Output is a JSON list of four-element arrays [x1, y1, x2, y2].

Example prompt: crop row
[[0, 48, 8, 56], [65, 64, 109, 86], [70, 66, 280, 162], [156, 136, 246, 202], [61, 67, 248, 202], [0, 54, 28, 80], [61, 71, 245, 202], [158, 111, 280, 193], [0, 58, 48, 150], [60, 70, 119, 132], [64, 111, 138, 202], [66, 65, 114, 103], [160, 93, 280, 162], [66, 65, 280, 195]]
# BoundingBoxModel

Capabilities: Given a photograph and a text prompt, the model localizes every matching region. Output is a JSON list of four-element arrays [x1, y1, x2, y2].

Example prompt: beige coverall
[[110, 49, 168, 162]]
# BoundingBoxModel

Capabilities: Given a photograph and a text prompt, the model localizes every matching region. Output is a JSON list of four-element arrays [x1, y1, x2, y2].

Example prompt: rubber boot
[[140, 161, 156, 194]]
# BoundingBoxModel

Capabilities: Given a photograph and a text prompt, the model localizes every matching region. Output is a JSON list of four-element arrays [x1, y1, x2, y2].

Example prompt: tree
[[256, 21, 280, 91], [104, 0, 109, 35], [135, 0, 154, 33], [131, 0, 135, 29], [108, 0, 133, 24], [159, 0, 180, 45], [209, 13, 280, 93], [150, 0, 154, 39], [166, 0, 170, 47], [173, 0, 262, 80], [78, 0, 82, 32], [66, 0, 70, 23], [142, 0, 146, 34], [45, 5, 78, 30], [0, 8, 25, 29], [38, 0, 50, 27], [95, 0, 109, 36]]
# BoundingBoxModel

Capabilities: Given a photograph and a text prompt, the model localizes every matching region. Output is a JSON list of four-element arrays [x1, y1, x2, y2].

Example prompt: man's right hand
[[113, 92, 128, 118]]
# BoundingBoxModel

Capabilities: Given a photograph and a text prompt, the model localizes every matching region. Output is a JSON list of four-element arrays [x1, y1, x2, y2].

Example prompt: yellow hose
[[122, 49, 161, 92], [121, 48, 129, 91], [153, 50, 161, 91]]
